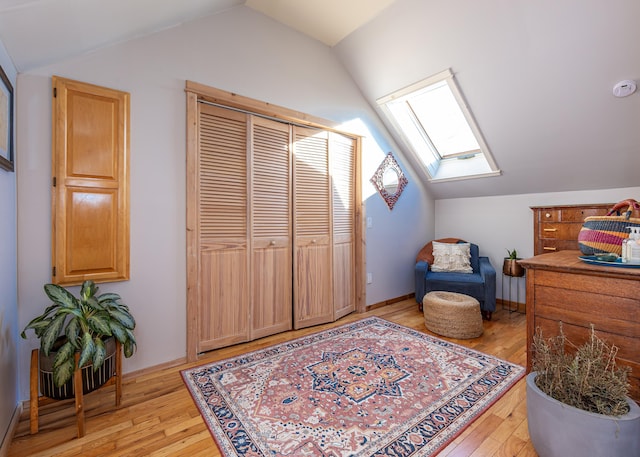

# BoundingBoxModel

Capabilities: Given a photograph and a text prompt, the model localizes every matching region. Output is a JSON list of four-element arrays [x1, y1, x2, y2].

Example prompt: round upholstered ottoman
[[422, 291, 483, 339]]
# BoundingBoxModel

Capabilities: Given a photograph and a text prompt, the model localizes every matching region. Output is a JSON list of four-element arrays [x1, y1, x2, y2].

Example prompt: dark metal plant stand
[[501, 258, 525, 313], [29, 340, 122, 438]]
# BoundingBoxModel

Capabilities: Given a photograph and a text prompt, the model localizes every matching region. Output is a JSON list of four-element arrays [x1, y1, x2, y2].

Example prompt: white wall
[[0, 40, 18, 451], [363, 160, 434, 305], [435, 187, 640, 301], [16, 6, 433, 400]]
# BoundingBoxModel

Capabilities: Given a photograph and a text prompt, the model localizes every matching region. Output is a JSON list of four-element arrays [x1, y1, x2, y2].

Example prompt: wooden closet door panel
[[294, 242, 332, 328], [250, 117, 292, 339], [293, 127, 332, 329], [64, 188, 118, 273], [199, 242, 249, 351], [332, 243, 354, 319], [52, 76, 129, 285], [251, 245, 291, 338], [330, 132, 356, 319], [197, 105, 250, 351]]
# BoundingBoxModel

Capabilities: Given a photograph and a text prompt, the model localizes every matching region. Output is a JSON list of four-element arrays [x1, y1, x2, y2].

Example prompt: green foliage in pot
[[532, 323, 630, 416], [506, 248, 519, 260], [21, 280, 137, 387]]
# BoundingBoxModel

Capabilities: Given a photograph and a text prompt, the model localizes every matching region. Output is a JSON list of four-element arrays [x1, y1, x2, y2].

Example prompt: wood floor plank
[[469, 436, 502, 457], [492, 434, 527, 457], [516, 442, 540, 457], [446, 414, 504, 457], [8, 302, 538, 456]]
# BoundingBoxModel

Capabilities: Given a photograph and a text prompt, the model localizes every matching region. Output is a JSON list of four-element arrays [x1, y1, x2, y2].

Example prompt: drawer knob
[[270, 240, 276, 246], [545, 212, 552, 218], [543, 228, 557, 232], [543, 246, 557, 251]]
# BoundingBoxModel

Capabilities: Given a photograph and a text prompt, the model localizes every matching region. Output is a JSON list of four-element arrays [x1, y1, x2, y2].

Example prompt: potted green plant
[[21, 280, 136, 399], [527, 324, 640, 457], [503, 248, 524, 277]]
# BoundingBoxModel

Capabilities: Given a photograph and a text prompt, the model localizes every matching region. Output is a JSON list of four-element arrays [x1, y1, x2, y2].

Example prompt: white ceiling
[[245, 0, 395, 47], [0, 0, 395, 72], [2, 0, 637, 200]]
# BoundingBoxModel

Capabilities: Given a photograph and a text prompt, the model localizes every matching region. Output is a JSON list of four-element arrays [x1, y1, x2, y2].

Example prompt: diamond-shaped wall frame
[[370, 152, 408, 210]]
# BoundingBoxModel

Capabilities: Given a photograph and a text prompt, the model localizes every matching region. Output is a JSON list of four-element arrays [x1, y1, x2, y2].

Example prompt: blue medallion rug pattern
[[182, 317, 525, 456]]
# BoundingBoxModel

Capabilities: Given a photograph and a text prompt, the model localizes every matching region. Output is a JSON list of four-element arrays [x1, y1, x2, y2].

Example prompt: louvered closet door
[[330, 132, 356, 319], [197, 104, 250, 351], [293, 127, 333, 329], [250, 117, 292, 339]]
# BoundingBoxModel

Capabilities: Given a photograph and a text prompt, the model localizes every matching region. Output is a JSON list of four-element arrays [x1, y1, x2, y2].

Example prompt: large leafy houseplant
[[21, 280, 136, 387]]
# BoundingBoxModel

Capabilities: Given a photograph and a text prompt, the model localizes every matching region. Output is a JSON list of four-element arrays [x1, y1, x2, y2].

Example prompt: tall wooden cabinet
[[531, 204, 612, 255], [520, 251, 640, 402], [186, 84, 361, 359]]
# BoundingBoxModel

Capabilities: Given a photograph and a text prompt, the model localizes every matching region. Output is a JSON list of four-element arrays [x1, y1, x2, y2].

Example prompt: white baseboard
[[0, 403, 23, 457]]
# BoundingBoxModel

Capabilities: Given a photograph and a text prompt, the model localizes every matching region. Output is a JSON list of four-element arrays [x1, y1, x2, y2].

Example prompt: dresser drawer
[[536, 239, 580, 253], [560, 206, 610, 222], [538, 223, 581, 240], [535, 269, 640, 299], [537, 209, 562, 222]]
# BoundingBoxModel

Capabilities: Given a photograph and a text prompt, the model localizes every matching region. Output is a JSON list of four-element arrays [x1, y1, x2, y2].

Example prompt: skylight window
[[377, 69, 500, 182]]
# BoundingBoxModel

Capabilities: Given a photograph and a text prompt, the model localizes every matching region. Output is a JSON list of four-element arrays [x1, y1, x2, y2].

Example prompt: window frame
[[377, 68, 500, 183]]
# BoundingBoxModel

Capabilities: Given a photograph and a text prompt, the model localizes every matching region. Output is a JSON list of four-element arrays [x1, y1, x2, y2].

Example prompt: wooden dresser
[[531, 203, 612, 255], [520, 250, 640, 402]]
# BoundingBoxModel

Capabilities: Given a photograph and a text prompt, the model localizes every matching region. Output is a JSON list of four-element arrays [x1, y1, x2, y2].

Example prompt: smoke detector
[[612, 80, 637, 98]]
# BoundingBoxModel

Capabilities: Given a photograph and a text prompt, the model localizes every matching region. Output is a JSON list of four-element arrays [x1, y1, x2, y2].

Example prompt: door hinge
[[53, 87, 57, 98], [52, 176, 56, 187], [52, 266, 56, 276]]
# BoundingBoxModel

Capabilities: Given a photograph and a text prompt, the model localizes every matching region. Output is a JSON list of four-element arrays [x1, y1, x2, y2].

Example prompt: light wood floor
[[8, 299, 539, 456]]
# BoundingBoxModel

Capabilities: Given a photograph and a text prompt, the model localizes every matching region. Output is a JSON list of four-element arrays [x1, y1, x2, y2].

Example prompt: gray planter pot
[[526, 372, 640, 457]]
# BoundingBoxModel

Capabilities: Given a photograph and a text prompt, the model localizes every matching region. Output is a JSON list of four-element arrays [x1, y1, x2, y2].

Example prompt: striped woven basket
[[578, 199, 640, 255]]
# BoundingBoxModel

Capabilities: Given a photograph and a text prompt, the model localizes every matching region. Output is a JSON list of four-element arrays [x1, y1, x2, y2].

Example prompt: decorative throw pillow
[[415, 238, 463, 265], [431, 241, 473, 273]]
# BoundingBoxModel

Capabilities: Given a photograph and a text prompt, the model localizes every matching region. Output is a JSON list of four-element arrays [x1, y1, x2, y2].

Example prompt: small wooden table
[[519, 250, 640, 402]]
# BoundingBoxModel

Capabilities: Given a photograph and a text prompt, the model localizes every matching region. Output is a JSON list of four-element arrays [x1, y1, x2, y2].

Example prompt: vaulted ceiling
[[0, 0, 394, 72], [0, 0, 638, 199]]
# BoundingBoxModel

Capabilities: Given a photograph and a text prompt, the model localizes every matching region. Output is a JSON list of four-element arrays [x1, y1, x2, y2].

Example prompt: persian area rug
[[181, 317, 524, 457]]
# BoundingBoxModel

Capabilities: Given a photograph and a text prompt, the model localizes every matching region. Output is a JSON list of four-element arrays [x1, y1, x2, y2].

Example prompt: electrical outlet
[[366, 217, 373, 228], [367, 273, 373, 284]]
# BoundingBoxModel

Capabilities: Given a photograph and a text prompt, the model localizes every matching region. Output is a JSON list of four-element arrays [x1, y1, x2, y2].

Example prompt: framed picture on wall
[[0, 64, 14, 172]]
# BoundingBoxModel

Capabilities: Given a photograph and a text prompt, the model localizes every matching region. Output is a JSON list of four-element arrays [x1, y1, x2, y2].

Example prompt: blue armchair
[[415, 241, 496, 320]]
